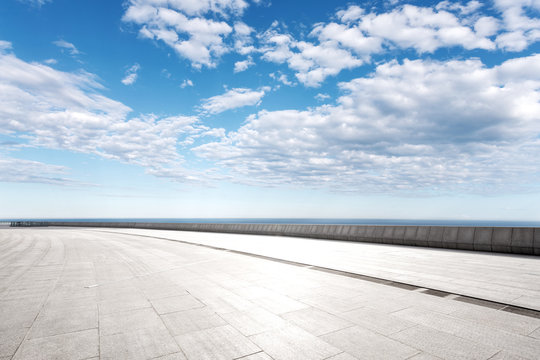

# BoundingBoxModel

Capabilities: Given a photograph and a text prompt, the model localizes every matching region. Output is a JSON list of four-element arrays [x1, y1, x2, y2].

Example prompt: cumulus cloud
[[260, 25, 363, 87], [436, 0, 483, 15], [121, 63, 140, 85], [0, 48, 214, 184], [494, 0, 540, 51], [269, 71, 294, 86], [194, 55, 540, 193], [258, 3, 500, 86], [122, 0, 250, 68], [53, 40, 80, 55], [199, 86, 269, 114], [180, 79, 193, 88], [234, 56, 254, 72], [315, 93, 330, 101]]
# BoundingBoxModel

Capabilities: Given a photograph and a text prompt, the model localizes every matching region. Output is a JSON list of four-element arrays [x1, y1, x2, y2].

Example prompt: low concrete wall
[[11, 221, 540, 256]]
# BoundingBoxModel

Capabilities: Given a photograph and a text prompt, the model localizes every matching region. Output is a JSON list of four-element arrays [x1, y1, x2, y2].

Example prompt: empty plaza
[[1, 227, 539, 360]]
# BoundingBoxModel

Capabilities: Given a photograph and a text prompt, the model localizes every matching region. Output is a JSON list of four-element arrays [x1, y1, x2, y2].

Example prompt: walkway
[[0, 228, 539, 360]]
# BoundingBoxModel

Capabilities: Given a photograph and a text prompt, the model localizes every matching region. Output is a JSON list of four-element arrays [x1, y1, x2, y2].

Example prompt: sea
[[1, 218, 540, 227]]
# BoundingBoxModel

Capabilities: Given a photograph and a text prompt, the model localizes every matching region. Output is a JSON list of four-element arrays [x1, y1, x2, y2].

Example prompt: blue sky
[[1, 0, 540, 220]]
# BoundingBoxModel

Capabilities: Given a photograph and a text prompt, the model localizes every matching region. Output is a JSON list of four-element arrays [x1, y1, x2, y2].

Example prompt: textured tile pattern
[[1, 228, 540, 360]]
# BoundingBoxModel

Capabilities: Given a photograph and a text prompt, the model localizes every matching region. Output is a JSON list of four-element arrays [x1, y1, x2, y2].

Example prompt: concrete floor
[[1, 228, 539, 360], [95, 228, 540, 311]]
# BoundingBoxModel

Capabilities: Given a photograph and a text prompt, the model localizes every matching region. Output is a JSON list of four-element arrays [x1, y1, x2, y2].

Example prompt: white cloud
[[122, 0, 251, 68], [180, 79, 193, 88], [0, 40, 12, 52], [315, 93, 330, 101], [121, 63, 141, 85], [494, 0, 540, 51], [260, 26, 363, 87], [0, 49, 212, 183], [199, 87, 269, 114], [53, 40, 80, 55], [233, 22, 255, 55], [0, 157, 81, 186], [337, 5, 364, 23], [436, 1, 483, 15], [43, 58, 58, 65], [258, 3, 499, 87], [233, 56, 254, 72], [269, 71, 294, 86], [194, 55, 540, 193], [17, 0, 51, 7], [358, 4, 495, 52]]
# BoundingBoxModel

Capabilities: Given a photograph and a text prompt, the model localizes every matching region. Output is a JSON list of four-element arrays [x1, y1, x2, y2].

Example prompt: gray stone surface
[[250, 325, 341, 360], [390, 325, 499, 360], [321, 325, 419, 360], [105, 228, 540, 310], [175, 325, 260, 360], [2, 228, 540, 360], [14, 329, 99, 360]]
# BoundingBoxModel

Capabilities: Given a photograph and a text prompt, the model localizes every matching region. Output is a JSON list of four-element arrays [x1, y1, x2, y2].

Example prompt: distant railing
[[7, 221, 540, 256], [10, 221, 49, 227]]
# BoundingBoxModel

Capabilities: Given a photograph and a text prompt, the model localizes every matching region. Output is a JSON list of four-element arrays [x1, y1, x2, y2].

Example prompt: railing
[[7, 221, 540, 256], [10, 221, 49, 227]]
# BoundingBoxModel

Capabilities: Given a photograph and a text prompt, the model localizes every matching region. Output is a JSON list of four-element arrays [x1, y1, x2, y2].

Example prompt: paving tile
[[298, 294, 366, 314], [406, 353, 442, 360], [340, 306, 417, 336], [0, 328, 27, 357], [487, 351, 528, 360], [325, 352, 359, 360], [220, 306, 286, 336], [175, 324, 260, 360], [238, 352, 274, 360], [321, 325, 419, 360], [0, 309, 38, 332], [231, 286, 278, 300], [142, 286, 188, 300], [161, 307, 227, 336], [449, 307, 540, 335], [393, 307, 540, 360], [201, 294, 255, 314], [250, 293, 310, 315], [529, 326, 540, 339], [281, 307, 353, 336], [391, 324, 499, 360], [152, 352, 189, 360], [28, 308, 97, 339], [100, 307, 164, 336], [43, 295, 97, 313], [98, 296, 151, 315], [100, 326, 181, 360], [14, 328, 98, 360], [151, 294, 205, 315], [250, 325, 342, 360]]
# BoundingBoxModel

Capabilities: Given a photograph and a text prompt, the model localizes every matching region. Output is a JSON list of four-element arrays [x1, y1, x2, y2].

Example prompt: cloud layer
[[194, 55, 540, 193], [0, 48, 215, 183], [199, 87, 269, 114], [122, 0, 250, 68]]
